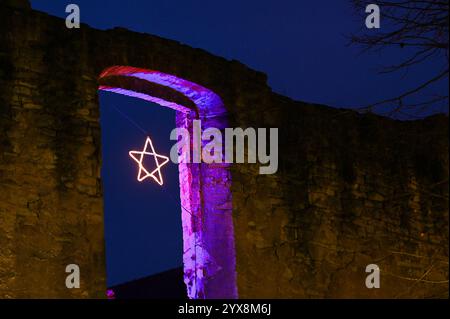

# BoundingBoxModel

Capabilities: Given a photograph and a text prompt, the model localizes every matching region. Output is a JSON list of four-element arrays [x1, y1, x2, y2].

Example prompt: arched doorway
[[99, 66, 237, 299]]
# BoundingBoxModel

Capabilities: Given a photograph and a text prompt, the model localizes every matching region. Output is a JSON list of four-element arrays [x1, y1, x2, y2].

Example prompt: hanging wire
[[110, 104, 149, 136]]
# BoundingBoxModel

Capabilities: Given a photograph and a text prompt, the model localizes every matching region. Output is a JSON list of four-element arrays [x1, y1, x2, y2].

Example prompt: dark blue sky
[[29, 1, 448, 286], [99, 92, 182, 286], [30, 0, 448, 113]]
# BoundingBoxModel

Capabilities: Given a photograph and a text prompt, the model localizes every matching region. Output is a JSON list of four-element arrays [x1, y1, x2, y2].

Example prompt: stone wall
[[233, 100, 448, 298], [0, 1, 448, 298]]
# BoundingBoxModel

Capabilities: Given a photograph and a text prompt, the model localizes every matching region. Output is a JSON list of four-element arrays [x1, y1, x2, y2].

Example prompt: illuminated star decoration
[[129, 136, 169, 186]]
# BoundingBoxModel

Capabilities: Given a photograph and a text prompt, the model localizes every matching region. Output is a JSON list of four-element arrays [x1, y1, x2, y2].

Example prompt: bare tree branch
[[350, 0, 449, 117]]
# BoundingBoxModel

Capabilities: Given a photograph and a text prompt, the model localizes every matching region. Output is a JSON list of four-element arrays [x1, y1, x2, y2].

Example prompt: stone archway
[[99, 66, 237, 299]]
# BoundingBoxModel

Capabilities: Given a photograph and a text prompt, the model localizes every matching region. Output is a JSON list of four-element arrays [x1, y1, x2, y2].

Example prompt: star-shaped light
[[129, 136, 170, 186]]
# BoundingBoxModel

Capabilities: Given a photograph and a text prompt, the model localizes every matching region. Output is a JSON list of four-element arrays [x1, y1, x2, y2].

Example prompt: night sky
[[29, 0, 448, 286], [99, 92, 181, 287]]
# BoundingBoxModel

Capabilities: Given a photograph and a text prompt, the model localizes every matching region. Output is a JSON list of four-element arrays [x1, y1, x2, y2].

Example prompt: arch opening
[[98, 66, 237, 299]]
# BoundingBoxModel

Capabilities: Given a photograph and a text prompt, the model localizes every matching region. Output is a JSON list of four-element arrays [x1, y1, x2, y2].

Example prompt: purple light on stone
[[106, 289, 116, 299], [99, 66, 237, 299]]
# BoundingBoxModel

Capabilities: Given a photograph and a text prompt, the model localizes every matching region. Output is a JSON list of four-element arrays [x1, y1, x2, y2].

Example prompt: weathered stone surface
[[0, 3, 448, 298]]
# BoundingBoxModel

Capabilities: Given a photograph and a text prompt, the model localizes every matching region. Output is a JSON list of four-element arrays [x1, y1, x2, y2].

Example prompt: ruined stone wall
[[0, 2, 448, 298], [233, 99, 448, 298]]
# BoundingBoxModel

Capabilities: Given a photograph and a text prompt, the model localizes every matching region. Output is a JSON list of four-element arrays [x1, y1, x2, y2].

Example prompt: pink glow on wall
[[99, 66, 237, 299], [106, 289, 116, 299], [100, 66, 226, 118], [99, 86, 191, 114]]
